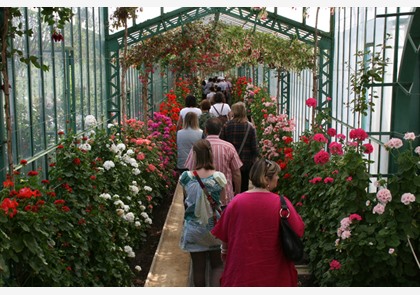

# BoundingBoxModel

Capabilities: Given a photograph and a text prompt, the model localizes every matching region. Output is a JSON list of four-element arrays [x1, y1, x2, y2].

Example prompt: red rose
[[28, 171, 39, 177]]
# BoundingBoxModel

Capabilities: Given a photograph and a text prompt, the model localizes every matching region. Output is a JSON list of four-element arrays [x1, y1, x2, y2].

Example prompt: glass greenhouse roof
[[108, 6, 332, 34]]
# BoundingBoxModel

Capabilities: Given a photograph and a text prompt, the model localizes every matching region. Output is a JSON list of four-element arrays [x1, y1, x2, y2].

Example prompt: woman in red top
[[211, 158, 305, 286]]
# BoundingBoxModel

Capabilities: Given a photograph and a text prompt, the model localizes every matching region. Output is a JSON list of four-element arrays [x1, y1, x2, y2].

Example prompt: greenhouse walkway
[[144, 183, 311, 287]]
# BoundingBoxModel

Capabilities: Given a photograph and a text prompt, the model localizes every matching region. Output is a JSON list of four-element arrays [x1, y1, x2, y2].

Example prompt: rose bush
[[325, 133, 420, 286], [272, 96, 420, 286], [231, 76, 252, 105], [0, 114, 177, 286]]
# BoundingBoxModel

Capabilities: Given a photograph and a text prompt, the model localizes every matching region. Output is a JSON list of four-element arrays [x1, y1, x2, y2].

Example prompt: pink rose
[[314, 150, 330, 165], [309, 177, 323, 184], [329, 142, 343, 155], [349, 128, 368, 141], [401, 193, 416, 205], [363, 143, 374, 154], [349, 213, 362, 221], [341, 230, 351, 239], [376, 188, 392, 204], [313, 133, 328, 143], [327, 128, 336, 137], [340, 217, 351, 228], [305, 98, 317, 108], [385, 138, 403, 149], [324, 177, 334, 184], [337, 134, 346, 141], [329, 260, 341, 270], [403, 132, 416, 141], [373, 203, 385, 215]]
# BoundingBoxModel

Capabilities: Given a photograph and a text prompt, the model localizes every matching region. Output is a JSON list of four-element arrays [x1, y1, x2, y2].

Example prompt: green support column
[[126, 89, 131, 117], [390, 8, 420, 172], [280, 71, 290, 115], [104, 43, 121, 125], [246, 66, 252, 81], [316, 18, 334, 131], [238, 66, 244, 77], [103, 8, 121, 126], [253, 65, 258, 85], [147, 71, 154, 116], [161, 65, 169, 99], [0, 8, 6, 180], [263, 66, 270, 94], [65, 47, 76, 132]]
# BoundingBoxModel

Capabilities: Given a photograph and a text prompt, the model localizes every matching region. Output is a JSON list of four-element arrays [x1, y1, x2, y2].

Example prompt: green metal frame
[[392, 8, 420, 135], [147, 71, 154, 114], [65, 47, 76, 132], [104, 7, 333, 125], [280, 71, 290, 114], [389, 8, 420, 173], [262, 66, 270, 92], [0, 7, 106, 182], [4, 7, 417, 185]]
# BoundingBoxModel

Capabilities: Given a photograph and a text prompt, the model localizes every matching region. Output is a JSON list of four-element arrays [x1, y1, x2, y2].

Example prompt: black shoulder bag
[[279, 195, 304, 263], [237, 122, 251, 155]]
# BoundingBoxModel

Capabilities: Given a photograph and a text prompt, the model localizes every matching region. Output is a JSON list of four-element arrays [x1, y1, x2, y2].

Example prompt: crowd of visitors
[[176, 76, 304, 287]]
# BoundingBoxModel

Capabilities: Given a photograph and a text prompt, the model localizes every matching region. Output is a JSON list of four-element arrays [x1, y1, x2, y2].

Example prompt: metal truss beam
[[107, 7, 332, 48], [105, 7, 334, 122], [105, 48, 121, 125], [280, 72, 290, 114]]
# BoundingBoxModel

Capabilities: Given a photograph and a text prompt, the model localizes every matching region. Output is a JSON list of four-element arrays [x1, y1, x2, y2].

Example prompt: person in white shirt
[[209, 92, 231, 119], [206, 86, 217, 104], [176, 112, 203, 175], [218, 77, 228, 92], [203, 77, 214, 96]]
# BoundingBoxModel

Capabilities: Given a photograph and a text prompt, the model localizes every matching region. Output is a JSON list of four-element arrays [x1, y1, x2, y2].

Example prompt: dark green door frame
[[390, 8, 419, 172]]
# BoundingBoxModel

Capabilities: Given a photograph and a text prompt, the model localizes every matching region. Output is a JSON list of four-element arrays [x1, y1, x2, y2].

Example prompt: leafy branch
[[347, 34, 391, 127], [0, 7, 73, 179], [110, 7, 142, 124]]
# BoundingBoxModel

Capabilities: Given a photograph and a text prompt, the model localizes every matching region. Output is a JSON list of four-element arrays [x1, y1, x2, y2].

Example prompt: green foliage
[[1, 7, 73, 71], [124, 19, 314, 80], [245, 70, 419, 285], [245, 85, 277, 140], [347, 34, 391, 124], [39, 7, 74, 29], [0, 114, 177, 286], [109, 7, 139, 30], [278, 97, 420, 286]]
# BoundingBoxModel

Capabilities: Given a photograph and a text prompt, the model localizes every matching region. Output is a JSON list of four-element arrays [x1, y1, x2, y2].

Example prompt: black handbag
[[279, 195, 304, 263]]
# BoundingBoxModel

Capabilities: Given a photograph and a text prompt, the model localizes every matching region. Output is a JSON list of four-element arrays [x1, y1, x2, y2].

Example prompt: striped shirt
[[184, 135, 243, 205]]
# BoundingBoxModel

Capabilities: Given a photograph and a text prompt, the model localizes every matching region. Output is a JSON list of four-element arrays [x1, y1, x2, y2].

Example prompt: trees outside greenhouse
[[0, 6, 419, 287]]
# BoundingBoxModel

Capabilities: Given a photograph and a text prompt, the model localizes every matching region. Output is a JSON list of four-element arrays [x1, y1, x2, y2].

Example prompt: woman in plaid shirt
[[220, 102, 259, 192]]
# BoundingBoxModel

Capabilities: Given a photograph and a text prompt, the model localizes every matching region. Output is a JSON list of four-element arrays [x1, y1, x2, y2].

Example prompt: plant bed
[[130, 193, 174, 286]]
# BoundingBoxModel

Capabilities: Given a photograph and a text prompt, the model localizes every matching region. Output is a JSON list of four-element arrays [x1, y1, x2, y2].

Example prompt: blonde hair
[[183, 112, 200, 130], [231, 102, 248, 123], [249, 158, 281, 189]]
